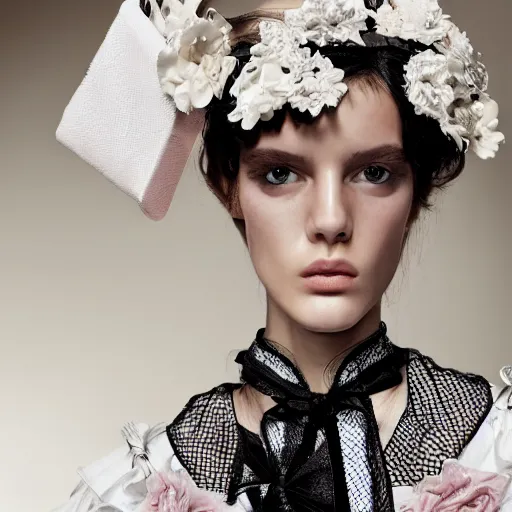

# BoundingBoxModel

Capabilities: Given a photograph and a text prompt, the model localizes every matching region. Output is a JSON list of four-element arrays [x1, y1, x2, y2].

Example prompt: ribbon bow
[[234, 322, 408, 511]]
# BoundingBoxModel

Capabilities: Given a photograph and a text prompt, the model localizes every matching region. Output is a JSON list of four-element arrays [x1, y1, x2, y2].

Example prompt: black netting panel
[[384, 350, 493, 486], [166, 384, 240, 494], [166, 351, 493, 509]]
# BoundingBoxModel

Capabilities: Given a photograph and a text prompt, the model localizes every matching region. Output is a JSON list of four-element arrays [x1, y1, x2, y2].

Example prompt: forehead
[[255, 81, 404, 157]]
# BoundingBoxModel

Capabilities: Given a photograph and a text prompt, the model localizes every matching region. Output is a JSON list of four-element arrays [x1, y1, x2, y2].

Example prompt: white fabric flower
[[228, 59, 293, 130], [435, 23, 488, 95], [375, 0, 451, 46], [158, 7, 236, 113], [285, 0, 372, 46], [143, 0, 191, 36], [160, 0, 202, 38], [289, 52, 347, 116], [229, 20, 348, 129], [149, 0, 504, 159], [469, 97, 505, 159], [404, 49, 473, 151], [432, 24, 503, 157], [404, 49, 504, 157], [228, 21, 304, 130], [404, 50, 453, 124]]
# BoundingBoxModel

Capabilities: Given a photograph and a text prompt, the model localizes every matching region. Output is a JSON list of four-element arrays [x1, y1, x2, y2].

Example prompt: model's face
[[237, 82, 414, 333]]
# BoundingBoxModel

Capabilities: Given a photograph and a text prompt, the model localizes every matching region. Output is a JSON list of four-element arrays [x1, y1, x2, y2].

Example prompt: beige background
[[0, 0, 510, 511]]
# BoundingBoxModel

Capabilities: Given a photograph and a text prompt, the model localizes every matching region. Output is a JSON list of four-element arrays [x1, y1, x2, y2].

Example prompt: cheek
[[239, 183, 301, 277], [360, 189, 413, 272], [239, 189, 279, 271]]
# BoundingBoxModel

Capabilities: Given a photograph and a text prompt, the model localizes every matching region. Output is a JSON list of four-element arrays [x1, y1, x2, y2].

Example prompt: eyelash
[[255, 165, 396, 187]]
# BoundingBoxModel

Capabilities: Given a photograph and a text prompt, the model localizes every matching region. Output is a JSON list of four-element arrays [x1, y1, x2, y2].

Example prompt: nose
[[306, 170, 353, 246]]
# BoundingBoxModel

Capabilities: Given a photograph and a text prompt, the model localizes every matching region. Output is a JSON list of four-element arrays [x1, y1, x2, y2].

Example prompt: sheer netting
[[384, 350, 493, 486], [167, 344, 493, 511], [166, 384, 240, 494], [231, 322, 405, 511]]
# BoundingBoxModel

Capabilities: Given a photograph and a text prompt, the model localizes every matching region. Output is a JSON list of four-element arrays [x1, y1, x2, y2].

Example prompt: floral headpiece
[[152, 0, 504, 160]]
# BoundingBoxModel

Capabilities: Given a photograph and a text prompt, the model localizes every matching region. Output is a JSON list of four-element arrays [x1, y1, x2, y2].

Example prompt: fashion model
[[53, 0, 511, 510]]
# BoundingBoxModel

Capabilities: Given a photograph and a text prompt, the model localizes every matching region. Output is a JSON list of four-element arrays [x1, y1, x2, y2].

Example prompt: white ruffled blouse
[[51, 369, 512, 512]]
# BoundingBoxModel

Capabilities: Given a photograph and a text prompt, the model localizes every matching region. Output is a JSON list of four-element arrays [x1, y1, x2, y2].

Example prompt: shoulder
[[167, 383, 240, 495], [407, 349, 493, 433], [51, 384, 241, 512], [459, 366, 512, 475], [169, 383, 238, 435], [51, 421, 182, 512], [408, 349, 492, 399], [457, 366, 512, 509]]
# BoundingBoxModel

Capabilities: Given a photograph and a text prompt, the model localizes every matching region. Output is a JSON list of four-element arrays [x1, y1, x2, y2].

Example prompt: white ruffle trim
[[51, 423, 183, 512]]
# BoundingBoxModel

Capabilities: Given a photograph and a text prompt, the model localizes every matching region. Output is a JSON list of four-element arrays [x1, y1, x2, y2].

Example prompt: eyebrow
[[346, 144, 408, 168], [240, 144, 408, 169], [240, 148, 309, 169]]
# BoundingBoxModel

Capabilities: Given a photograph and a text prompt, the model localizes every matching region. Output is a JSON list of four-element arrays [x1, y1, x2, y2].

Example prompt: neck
[[264, 298, 383, 393]]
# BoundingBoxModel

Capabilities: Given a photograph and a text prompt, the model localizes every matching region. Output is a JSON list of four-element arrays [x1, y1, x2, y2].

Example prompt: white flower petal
[[230, 19, 351, 130], [471, 130, 505, 159], [285, 0, 372, 47], [478, 98, 500, 127], [375, 0, 451, 45], [157, 5, 234, 113], [435, 23, 488, 93], [173, 82, 193, 113]]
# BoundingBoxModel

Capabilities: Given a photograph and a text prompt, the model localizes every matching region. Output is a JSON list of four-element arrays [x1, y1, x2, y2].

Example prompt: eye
[[358, 165, 392, 185], [265, 167, 299, 186]]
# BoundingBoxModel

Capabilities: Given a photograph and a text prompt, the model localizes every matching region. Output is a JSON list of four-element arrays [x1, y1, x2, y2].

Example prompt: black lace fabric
[[168, 330, 493, 511], [384, 350, 493, 486], [232, 323, 406, 511], [166, 384, 240, 494]]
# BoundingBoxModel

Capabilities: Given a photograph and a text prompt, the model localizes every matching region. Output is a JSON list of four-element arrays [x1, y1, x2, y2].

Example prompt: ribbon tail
[[362, 397, 396, 512], [325, 418, 351, 511]]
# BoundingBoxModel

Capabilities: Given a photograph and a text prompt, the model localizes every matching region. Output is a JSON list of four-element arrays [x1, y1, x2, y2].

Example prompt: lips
[[300, 259, 358, 278]]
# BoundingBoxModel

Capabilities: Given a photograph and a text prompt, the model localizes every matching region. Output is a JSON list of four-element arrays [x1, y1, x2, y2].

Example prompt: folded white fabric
[[56, 0, 204, 221]]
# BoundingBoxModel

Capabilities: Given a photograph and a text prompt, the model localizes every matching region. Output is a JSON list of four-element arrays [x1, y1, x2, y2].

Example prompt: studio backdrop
[[0, 1, 510, 511]]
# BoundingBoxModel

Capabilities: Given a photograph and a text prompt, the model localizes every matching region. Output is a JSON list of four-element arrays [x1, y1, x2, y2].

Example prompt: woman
[[53, 0, 511, 510]]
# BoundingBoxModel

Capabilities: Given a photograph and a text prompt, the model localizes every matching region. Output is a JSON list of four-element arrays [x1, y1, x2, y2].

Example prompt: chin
[[287, 295, 368, 334]]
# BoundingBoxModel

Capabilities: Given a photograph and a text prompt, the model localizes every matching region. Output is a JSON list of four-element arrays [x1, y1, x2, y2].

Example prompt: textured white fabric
[[457, 382, 512, 508], [51, 375, 512, 512], [56, 0, 204, 221]]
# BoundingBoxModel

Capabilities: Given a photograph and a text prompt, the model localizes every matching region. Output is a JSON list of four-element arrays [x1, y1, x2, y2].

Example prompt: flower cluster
[[285, 0, 373, 47], [156, 1, 236, 113], [153, 0, 504, 159], [227, 21, 347, 130], [374, 0, 451, 46], [143, 470, 239, 512], [404, 23, 504, 159], [400, 459, 511, 511]]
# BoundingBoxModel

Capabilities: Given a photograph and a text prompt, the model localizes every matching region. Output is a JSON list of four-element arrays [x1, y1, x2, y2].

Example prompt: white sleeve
[[459, 366, 512, 507], [51, 422, 183, 512]]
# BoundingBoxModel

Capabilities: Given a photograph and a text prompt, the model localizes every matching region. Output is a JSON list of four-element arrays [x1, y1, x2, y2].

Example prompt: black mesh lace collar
[[232, 322, 407, 511], [166, 327, 493, 510]]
